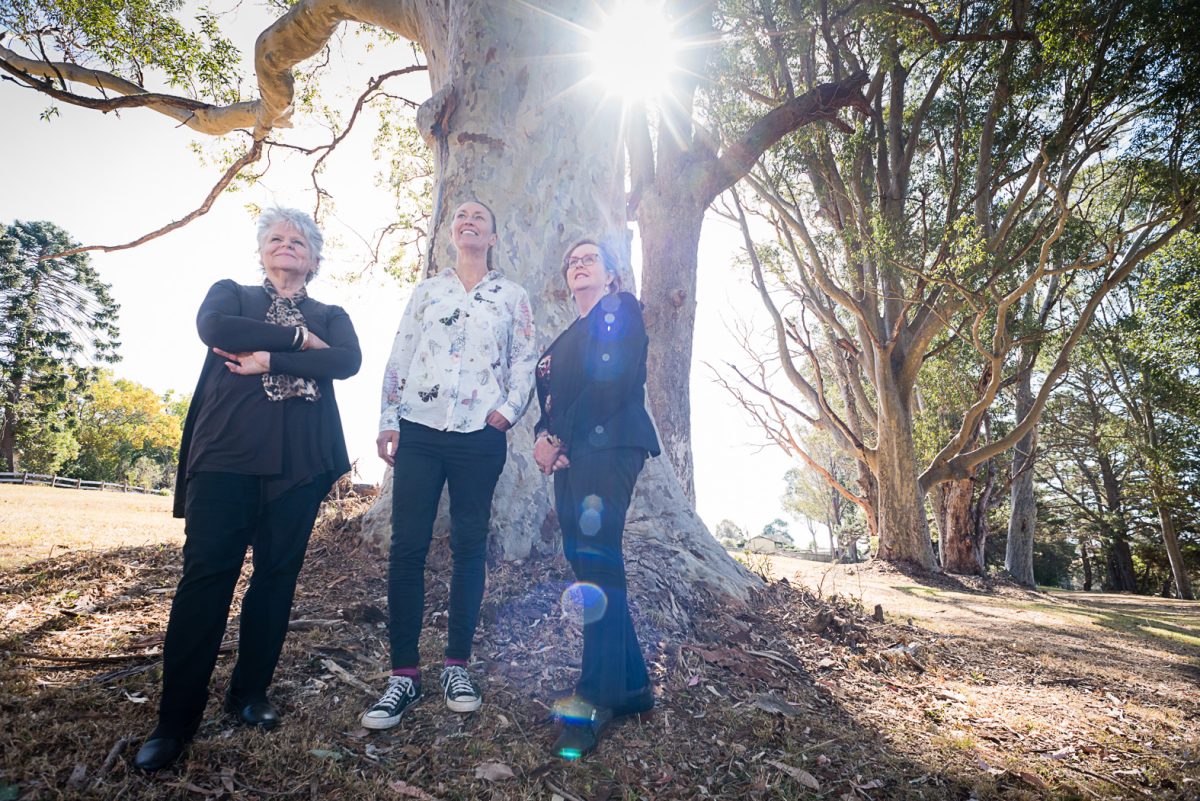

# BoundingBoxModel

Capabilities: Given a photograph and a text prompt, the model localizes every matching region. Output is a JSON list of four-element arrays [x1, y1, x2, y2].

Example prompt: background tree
[[64, 371, 185, 489], [0, 220, 119, 471], [760, 517, 792, 547], [722, 0, 1198, 570], [780, 430, 860, 560], [713, 519, 748, 548]]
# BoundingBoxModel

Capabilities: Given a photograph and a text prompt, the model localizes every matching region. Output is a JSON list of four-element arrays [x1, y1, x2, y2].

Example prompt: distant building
[[747, 530, 791, 554]]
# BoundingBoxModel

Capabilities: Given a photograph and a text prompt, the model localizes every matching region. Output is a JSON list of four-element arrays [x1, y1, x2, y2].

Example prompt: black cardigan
[[172, 279, 361, 517], [534, 291, 660, 457]]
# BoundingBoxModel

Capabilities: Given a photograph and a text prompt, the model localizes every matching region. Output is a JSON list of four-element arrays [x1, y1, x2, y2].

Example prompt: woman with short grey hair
[[134, 208, 361, 771]]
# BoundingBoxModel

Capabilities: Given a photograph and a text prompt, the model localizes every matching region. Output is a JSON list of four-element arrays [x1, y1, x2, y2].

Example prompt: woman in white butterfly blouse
[[362, 199, 537, 729]]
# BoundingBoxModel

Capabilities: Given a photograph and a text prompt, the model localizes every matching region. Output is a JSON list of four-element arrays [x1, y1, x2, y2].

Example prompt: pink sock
[[444, 658, 467, 668], [392, 666, 420, 685]]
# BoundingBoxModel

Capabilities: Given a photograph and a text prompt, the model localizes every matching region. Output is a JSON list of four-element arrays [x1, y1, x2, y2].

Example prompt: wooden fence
[[0, 472, 159, 495]]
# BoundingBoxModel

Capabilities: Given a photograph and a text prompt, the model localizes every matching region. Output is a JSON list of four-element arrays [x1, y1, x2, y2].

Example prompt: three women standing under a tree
[[134, 198, 654, 767]]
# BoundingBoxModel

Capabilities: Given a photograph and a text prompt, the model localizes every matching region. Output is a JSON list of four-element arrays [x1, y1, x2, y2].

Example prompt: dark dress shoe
[[551, 704, 613, 760], [134, 737, 184, 772], [224, 696, 281, 730]]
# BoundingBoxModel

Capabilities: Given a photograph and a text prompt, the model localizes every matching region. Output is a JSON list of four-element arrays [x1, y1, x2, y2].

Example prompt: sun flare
[[588, 2, 679, 100]]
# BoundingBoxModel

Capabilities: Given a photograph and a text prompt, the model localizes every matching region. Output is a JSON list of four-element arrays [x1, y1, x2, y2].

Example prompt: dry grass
[[0, 485, 183, 570], [0, 490, 1197, 799]]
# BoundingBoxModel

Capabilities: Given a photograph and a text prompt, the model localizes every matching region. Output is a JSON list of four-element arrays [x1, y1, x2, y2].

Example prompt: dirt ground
[[0, 489, 1197, 800]]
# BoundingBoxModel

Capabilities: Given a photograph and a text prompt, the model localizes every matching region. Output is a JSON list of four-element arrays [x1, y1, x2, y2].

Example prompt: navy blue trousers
[[554, 447, 650, 711]]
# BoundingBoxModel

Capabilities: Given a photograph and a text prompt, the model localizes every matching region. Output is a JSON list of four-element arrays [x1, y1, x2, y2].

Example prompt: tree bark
[[639, 199, 705, 504], [1097, 451, 1137, 593], [353, 0, 757, 622], [873, 371, 936, 568], [935, 476, 985, 575], [1152, 488, 1195, 601], [1104, 538, 1137, 593], [1005, 370, 1038, 585], [1080, 540, 1093, 591], [0, 397, 16, 472]]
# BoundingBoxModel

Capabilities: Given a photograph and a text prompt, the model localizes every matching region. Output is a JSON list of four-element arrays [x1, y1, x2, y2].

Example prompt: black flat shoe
[[134, 737, 184, 772], [224, 696, 281, 730], [551, 703, 613, 760]]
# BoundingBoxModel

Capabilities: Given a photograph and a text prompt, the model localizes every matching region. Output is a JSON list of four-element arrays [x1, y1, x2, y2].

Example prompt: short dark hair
[[561, 237, 621, 294]]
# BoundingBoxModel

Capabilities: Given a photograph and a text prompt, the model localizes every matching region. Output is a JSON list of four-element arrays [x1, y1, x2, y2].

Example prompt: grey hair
[[257, 207, 324, 281]]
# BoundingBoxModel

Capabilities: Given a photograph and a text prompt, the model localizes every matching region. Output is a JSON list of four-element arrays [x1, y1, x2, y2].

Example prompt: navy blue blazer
[[534, 291, 660, 457]]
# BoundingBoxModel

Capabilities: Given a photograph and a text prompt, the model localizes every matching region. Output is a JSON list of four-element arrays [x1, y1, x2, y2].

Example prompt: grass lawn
[[0, 485, 183, 570]]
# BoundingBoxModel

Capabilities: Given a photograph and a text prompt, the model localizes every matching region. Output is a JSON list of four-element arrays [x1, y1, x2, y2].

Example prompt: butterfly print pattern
[[380, 268, 537, 433]]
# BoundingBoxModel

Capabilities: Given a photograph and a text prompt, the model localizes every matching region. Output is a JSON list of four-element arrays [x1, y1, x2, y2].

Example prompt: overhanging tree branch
[[42, 141, 265, 260], [696, 71, 871, 203]]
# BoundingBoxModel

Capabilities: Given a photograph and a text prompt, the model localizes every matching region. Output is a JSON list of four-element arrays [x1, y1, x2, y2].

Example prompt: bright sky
[[0, 3, 797, 539]]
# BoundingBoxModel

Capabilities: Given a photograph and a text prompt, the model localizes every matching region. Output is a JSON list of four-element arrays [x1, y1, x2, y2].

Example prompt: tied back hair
[[561, 237, 621, 294], [462, 198, 498, 270]]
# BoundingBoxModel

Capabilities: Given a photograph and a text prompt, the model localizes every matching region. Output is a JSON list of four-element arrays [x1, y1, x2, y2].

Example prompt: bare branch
[[887, 5, 1034, 44], [41, 140, 265, 260], [696, 71, 871, 204], [0, 43, 258, 134]]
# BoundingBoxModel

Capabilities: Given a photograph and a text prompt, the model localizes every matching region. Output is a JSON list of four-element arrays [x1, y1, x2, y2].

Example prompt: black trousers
[[154, 472, 331, 738], [388, 420, 507, 668], [554, 447, 650, 710]]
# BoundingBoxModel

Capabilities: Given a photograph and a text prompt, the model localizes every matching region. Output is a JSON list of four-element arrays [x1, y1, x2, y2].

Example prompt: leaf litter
[[0, 489, 1196, 799]]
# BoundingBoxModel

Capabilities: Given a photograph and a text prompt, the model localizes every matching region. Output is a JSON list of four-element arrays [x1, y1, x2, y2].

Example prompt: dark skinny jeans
[[387, 419, 507, 668], [554, 447, 650, 711]]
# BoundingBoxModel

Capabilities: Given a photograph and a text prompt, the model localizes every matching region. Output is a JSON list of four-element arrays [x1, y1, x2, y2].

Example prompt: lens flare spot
[[579, 494, 604, 536], [560, 581, 608, 624], [552, 694, 598, 725]]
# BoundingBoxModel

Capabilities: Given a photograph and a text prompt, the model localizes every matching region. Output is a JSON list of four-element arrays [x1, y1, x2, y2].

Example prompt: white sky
[[0, 4, 799, 539]]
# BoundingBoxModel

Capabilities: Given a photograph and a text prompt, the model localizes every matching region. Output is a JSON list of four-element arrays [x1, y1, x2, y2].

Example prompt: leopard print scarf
[[262, 279, 320, 403]]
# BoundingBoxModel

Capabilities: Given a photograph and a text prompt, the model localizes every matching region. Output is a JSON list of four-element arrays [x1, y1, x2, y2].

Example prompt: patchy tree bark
[[1005, 364, 1039, 585]]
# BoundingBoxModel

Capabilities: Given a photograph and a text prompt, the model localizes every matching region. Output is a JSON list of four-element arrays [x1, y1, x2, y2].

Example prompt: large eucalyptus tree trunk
[[1097, 452, 1137, 593], [1005, 372, 1038, 586], [639, 200, 704, 504], [873, 372, 937, 569], [934, 476, 984, 575], [354, 0, 756, 621]]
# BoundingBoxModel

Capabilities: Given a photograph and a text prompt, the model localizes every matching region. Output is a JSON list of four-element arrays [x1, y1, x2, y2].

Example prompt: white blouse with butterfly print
[[379, 268, 537, 434]]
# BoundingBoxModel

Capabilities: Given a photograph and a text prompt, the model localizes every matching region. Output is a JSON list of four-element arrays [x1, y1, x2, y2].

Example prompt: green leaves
[[1, 0, 244, 103]]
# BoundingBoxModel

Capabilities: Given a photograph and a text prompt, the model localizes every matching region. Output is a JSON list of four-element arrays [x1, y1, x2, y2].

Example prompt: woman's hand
[[377, 429, 400, 466], [214, 348, 270, 375], [485, 410, 511, 431], [302, 330, 330, 350], [534, 435, 568, 474]]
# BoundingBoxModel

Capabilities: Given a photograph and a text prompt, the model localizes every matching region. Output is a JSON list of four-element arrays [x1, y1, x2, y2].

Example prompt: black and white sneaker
[[440, 665, 482, 713], [360, 675, 420, 730]]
